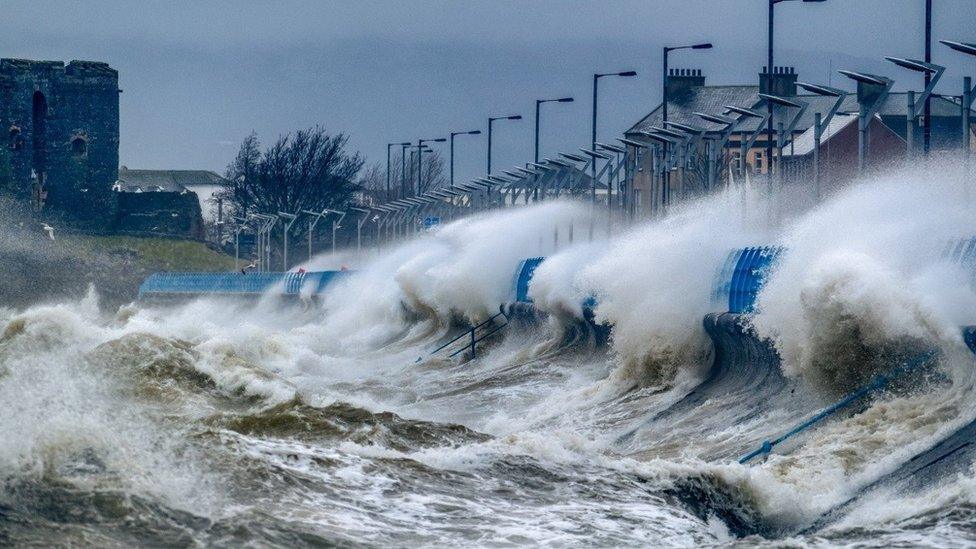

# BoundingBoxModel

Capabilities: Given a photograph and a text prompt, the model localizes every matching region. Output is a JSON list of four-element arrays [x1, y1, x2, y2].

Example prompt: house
[[778, 113, 906, 193], [115, 167, 228, 222], [624, 66, 976, 216], [111, 168, 225, 240]]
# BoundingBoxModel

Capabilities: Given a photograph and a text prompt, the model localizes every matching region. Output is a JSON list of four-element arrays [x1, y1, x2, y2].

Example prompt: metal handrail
[[427, 311, 506, 356], [739, 350, 939, 464], [447, 320, 509, 358]]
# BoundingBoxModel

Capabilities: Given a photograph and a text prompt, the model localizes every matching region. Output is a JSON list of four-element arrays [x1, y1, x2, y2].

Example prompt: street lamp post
[[766, 0, 827, 184], [399, 143, 410, 198], [663, 43, 712, 210], [417, 138, 446, 195], [450, 130, 481, 187], [535, 97, 574, 164], [277, 212, 298, 271], [488, 115, 522, 175], [592, 71, 637, 207], [387, 142, 410, 202]]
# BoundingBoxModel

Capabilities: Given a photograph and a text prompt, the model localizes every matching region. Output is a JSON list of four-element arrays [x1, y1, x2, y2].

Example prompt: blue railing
[[138, 270, 350, 299], [739, 350, 939, 463]]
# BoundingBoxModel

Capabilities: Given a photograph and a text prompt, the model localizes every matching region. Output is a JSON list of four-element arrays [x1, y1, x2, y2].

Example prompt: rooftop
[[627, 83, 974, 140], [115, 168, 227, 193]]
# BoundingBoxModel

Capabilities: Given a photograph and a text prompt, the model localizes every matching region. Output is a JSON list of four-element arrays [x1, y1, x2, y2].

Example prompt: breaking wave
[[2, 161, 976, 545]]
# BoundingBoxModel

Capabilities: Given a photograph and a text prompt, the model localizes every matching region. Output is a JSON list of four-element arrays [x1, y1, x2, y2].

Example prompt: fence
[[138, 270, 349, 299]]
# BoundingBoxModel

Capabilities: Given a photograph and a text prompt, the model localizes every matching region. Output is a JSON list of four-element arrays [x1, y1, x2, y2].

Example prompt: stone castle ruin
[[0, 58, 203, 238], [0, 59, 119, 229]]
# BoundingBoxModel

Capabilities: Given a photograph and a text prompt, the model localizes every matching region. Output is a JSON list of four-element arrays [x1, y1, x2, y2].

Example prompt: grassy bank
[[1, 232, 236, 310]]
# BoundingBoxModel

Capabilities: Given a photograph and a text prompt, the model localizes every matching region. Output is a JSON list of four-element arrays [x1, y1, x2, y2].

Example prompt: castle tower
[[0, 59, 119, 227]]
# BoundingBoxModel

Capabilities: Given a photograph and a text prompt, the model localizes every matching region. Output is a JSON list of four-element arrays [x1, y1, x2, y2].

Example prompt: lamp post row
[[258, 1, 971, 266]]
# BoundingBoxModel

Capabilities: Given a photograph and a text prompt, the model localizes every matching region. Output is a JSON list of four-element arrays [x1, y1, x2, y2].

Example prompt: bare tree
[[357, 161, 385, 206], [220, 127, 364, 222]]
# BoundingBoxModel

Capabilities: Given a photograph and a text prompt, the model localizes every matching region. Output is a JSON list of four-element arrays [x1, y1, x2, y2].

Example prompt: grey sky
[[3, 1, 974, 184]]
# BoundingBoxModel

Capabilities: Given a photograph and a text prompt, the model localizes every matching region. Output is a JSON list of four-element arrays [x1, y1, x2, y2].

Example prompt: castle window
[[71, 135, 88, 158], [8, 126, 23, 151]]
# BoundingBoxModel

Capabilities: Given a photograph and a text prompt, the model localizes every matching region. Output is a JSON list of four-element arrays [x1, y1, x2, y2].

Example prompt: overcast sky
[[3, 0, 974, 183]]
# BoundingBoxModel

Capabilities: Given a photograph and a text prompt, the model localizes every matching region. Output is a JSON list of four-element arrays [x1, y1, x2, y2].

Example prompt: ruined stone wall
[[114, 191, 205, 241]]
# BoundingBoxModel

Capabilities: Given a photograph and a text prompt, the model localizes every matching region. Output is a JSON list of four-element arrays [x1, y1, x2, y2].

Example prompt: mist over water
[[3, 162, 976, 546]]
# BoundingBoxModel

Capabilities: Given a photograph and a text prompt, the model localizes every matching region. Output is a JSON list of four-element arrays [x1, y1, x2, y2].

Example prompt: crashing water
[[3, 162, 976, 546]]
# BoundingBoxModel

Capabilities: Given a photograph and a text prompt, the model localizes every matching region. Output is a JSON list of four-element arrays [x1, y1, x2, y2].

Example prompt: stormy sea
[[4, 163, 976, 547]]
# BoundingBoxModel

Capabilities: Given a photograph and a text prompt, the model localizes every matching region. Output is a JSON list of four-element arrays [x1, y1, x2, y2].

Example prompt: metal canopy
[[796, 81, 847, 97], [837, 70, 889, 86], [639, 131, 679, 145], [595, 142, 626, 154], [725, 105, 764, 118], [941, 40, 976, 57], [758, 93, 803, 108], [618, 137, 648, 149], [559, 152, 589, 163], [694, 112, 736, 126], [884, 56, 944, 74], [665, 121, 708, 134], [648, 126, 686, 140], [579, 147, 612, 159]]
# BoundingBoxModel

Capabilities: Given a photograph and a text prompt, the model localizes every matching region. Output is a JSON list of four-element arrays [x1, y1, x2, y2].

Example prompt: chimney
[[759, 66, 798, 96], [666, 68, 705, 97]]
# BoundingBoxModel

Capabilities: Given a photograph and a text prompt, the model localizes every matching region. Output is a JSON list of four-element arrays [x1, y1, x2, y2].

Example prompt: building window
[[8, 126, 23, 151], [71, 135, 88, 158], [753, 151, 764, 174]]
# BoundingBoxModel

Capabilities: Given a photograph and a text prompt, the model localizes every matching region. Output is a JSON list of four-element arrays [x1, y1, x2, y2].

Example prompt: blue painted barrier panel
[[726, 246, 785, 314], [513, 257, 546, 303], [138, 271, 349, 299], [717, 237, 976, 315]]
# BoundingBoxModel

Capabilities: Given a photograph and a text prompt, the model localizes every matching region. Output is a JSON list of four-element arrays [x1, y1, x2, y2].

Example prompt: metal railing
[[419, 310, 509, 361]]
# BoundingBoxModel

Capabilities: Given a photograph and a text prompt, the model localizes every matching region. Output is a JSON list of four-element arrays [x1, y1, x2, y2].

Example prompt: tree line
[[219, 127, 447, 241]]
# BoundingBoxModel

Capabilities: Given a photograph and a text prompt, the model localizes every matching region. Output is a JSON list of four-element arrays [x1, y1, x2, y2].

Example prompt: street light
[[663, 45, 711, 125], [941, 40, 976, 154], [449, 130, 481, 187], [766, 0, 827, 183], [591, 70, 636, 211], [535, 97, 574, 163], [387, 142, 410, 202], [399, 142, 411, 199], [487, 115, 522, 175], [417, 138, 446, 195], [663, 43, 711, 209]]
